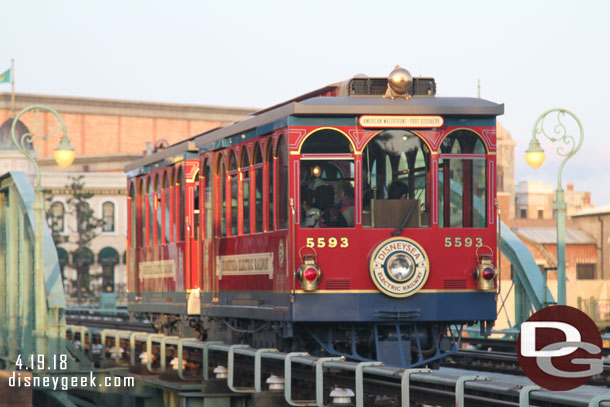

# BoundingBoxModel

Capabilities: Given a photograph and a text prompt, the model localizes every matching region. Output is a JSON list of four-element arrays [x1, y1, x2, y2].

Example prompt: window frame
[[252, 142, 264, 234], [239, 146, 251, 235], [227, 150, 239, 237], [276, 135, 289, 230], [101, 200, 116, 234], [265, 138, 274, 232], [216, 152, 227, 237], [298, 128, 356, 229], [438, 129, 488, 229], [49, 200, 66, 234]]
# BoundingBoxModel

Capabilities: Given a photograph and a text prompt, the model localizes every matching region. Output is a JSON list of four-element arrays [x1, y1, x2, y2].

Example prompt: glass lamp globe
[[525, 138, 545, 169], [54, 137, 75, 168]]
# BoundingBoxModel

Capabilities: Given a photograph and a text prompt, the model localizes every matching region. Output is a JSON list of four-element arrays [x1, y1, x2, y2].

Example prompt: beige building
[[514, 180, 592, 220], [496, 122, 516, 218], [572, 205, 610, 280], [43, 172, 128, 304]]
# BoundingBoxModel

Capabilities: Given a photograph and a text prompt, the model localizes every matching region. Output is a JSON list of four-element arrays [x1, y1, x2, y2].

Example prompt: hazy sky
[[2, 1, 609, 205]]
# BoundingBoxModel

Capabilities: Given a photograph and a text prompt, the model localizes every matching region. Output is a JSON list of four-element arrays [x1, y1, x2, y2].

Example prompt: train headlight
[[297, 251, 321, 292], [473, 246, 497, 291], [387, 254, 414, 281], [384, 65, 413, 100]]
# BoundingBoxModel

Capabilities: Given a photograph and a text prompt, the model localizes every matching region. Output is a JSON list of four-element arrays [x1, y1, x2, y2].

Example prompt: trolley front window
[[300, 129, 354, 228], [438, 130, 487, 228], [362, 130, 430, 229]]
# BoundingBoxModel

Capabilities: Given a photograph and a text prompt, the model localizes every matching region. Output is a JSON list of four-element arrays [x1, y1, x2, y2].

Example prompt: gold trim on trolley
[[294, 289, 482, 294]]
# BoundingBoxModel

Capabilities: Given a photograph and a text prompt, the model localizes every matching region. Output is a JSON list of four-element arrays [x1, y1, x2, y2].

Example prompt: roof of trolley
[[126, 76, 504, 173], [191, 95, 503, 148]]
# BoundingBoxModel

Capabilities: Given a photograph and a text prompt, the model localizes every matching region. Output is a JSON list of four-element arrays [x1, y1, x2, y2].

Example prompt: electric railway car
[[125, 66, 502, 368]]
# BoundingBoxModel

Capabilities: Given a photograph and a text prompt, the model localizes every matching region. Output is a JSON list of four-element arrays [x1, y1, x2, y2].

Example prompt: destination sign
[[217, 252, 274, 280], [359, 115, 444, 128]]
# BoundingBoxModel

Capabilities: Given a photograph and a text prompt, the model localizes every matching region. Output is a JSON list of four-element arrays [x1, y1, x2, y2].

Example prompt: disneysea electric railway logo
[[369, 237, 429, 298]]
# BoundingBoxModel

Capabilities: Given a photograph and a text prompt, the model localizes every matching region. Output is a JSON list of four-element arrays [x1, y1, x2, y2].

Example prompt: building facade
[[572, 206, 610, 280]]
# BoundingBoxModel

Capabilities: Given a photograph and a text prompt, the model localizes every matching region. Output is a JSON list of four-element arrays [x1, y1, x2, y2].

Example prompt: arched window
[[177, 167, 186, 241], [439, 130, 487, 228], [203, 160, 212, 239], [228, 151, 238, 236], [163, 171, 171, 244], [129, 183, 137, 249], [102, 201, 115, 232], [277, 136, 289, 229], [266, 140, 274, 232], [139, 179, 146, 246], [49, 201, 65, 233], [147, 177, 154, 246], [98, 246, 120, 293], [252, 143, 264, 233], [362, 130, 430, 229], [57, 247, 69, 280], [193, 169, 200, 241], [300, 129, 354, 228], [155, 174, 162, 244], [217, 155, 227, 237], [73, 247, 95, 296], [240, 148, 250, 235]]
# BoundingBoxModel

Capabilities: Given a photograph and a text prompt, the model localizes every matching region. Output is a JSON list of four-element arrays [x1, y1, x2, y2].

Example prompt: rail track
[[62, 318, 610, 406]]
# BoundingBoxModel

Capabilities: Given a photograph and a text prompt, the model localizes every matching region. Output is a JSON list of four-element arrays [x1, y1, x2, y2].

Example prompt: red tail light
[[303, 267, 319, 281], [482, 267, 496, 280]]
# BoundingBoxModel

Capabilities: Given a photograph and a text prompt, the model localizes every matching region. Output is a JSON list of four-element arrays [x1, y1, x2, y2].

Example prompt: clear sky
[[2, 0, 609, 205]]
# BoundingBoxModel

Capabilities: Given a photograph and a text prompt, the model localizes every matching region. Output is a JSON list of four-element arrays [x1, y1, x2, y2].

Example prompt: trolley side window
[[193, 168, 200, 241], [204, 160, 213, 239], [217, 154, 227, 237], [253, 143, 264, 233], [139, 179, 146, 247], [129, 182, 137, 248], [266, 140, 274, 232], [240, 149, 251, 235], [163, 171, 171, 244], [228, 151, 238, 236], [438, 130, 487, 228], [177, 167, 186, 241], [300, 129, 355, 228], [147, 176, 154, 246], [155, 173, 161, 245], [277, 135, 289, 230], [362, 130, 430, 229]]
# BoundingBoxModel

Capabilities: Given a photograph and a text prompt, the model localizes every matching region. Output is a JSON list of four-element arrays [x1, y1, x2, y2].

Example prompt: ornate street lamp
[[10, 105, 75, 354], [526, 109, 583, 305]]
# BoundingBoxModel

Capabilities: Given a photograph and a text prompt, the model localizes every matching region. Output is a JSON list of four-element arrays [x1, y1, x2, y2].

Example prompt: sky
[[2, 0, 609, 205]]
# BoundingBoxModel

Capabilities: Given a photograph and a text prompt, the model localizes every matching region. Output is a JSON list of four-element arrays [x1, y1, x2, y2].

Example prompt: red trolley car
[[126, 66, 502, 367]]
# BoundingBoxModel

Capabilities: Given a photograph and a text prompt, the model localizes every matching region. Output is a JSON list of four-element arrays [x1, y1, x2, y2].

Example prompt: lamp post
[[10, 105, 75, 355], [526, 109, 583, 305]]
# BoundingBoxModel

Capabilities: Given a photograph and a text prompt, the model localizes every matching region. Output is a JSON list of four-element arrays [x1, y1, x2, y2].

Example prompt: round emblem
[[369, 237, 429, 298], [517, 305, 603, 391], [278, 240, 285, 266]]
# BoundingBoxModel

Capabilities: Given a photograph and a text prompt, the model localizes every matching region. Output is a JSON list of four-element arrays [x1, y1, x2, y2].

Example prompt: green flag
[[0, 68, 10, 83]]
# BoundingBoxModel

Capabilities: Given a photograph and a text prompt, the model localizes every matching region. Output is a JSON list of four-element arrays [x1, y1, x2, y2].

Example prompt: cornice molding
[[0, 92, 255, 122]]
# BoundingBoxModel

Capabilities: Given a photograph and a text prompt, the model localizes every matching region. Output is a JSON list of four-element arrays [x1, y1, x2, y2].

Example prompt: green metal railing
[[0, 171, 70, 368]]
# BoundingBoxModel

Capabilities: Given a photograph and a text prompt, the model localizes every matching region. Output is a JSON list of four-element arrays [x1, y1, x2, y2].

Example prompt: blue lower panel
[[201, 291, 291, 321], [293, 292, 497, 323], [128, 292, 187, 315]]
